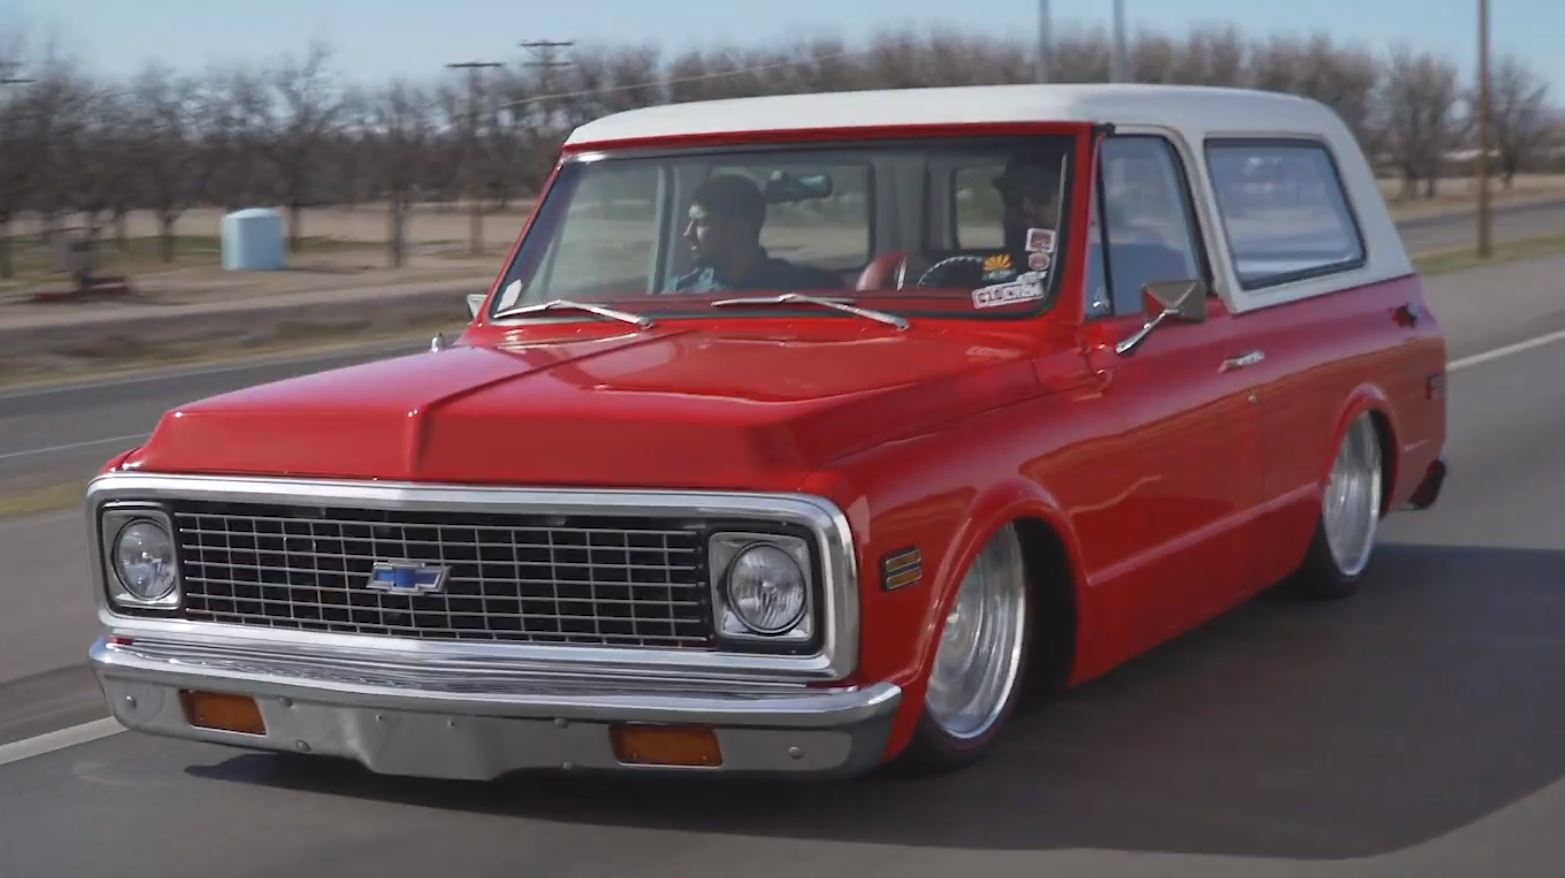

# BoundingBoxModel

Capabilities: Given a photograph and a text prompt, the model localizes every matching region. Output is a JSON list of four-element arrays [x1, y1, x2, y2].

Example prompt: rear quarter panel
[[1231, 274, 1447, 586]]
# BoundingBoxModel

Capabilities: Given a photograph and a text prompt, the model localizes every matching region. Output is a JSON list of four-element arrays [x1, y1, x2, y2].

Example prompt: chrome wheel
[[1322, 415, 1382, 578], [925, 526, 1028, 741]]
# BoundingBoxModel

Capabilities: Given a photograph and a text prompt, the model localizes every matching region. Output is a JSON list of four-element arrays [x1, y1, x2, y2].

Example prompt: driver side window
[[1093, 136, 1207, 316]]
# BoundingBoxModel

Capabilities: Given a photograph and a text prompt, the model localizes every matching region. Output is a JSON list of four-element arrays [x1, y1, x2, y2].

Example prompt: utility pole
[[1110, 0, 1128, 83], [519, 40, 574, 130], [446, 60, 504, 256], [1036, 0, 1052, 84], [1476, 0, 1493, 258]]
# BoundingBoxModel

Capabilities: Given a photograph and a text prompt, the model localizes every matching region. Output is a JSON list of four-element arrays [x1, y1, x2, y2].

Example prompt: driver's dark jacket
[[669, 248, 843, 294]]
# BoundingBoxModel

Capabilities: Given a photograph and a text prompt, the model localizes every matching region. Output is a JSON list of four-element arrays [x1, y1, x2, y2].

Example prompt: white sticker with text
[[1025, 227, 1056, 253], [973, 280, 1045, 309]]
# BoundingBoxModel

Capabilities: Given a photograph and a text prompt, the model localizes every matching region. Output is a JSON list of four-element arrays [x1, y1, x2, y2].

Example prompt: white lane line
[[1449, 326, 1565, 372], [0, 433, 149, 463], [0, 717, 123, 768]]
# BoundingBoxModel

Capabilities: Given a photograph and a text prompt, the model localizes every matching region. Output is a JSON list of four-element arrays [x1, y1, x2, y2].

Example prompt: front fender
[[803, 465, 1088, 763]]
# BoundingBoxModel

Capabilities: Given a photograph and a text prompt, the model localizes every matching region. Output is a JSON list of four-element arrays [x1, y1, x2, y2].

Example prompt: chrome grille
[[169, 501, 715, 649]]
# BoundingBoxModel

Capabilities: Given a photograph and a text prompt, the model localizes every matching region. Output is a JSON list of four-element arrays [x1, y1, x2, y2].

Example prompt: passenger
[[669, 173, 843, 294], [920, 155, 1063, 289]]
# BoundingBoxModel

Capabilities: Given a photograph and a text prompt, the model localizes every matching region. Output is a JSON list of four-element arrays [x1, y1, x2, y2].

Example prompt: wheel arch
[[910, 479, 1088, 699], [1332, 384, 1402, 516]]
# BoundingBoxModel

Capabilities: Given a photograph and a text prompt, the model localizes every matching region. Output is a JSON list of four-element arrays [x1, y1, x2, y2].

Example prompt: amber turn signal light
[[180, 689, 266, 735], [610, 724, 722, 767]]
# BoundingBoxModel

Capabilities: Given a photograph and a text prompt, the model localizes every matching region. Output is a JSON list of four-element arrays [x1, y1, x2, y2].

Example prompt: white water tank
[[220, 208, 286, 271]]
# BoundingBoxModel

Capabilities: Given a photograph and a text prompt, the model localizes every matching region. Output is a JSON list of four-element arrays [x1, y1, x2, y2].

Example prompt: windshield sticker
[[1026, 228, 1056, 253], [981, 252, 1013, 276], [1028, 251, 1051, 271], [497, 279, 524, 310], [973, 280, 1045, 309]]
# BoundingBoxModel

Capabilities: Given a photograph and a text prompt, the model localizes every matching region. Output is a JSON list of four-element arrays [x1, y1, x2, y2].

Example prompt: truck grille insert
[[169, 501, 715, 649]]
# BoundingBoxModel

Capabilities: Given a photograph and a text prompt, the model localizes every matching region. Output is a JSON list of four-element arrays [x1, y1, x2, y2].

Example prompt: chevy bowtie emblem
[[366, 561, 450, 594]]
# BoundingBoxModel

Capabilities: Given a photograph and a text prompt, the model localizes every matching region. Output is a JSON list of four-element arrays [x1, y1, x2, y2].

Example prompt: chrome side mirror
[[467, 293, 487, 319], [1114, 279, 1208, 356]]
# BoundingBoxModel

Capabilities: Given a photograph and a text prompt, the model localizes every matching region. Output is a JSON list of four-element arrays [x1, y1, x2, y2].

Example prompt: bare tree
[[328, 85, 374, 208], [17, 56, 92, 246], [1251, 33, 1382, 152], [1176, 25, 1247, 86], [60, 83, 137, 258], [195, 65, 274, 212], [1051, 26, 1112, 83], [261, 43, 343, 251], [1381, 45, 1460, 198], [0, 29, 31, 278], [132, 64, 199, 263], [370, 81, 434, 267], [1486, 54, 1553, 189]]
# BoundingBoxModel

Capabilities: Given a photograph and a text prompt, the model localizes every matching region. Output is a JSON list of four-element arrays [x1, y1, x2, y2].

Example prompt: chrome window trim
[[85, 473, 860, 682]]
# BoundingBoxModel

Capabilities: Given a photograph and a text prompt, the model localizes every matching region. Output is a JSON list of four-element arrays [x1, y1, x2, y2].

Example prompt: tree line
[[0, 23, 1556, 277]]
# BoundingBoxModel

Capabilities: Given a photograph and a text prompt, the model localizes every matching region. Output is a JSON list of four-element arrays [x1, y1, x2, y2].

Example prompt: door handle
[[1220, 350, 1265, 371]]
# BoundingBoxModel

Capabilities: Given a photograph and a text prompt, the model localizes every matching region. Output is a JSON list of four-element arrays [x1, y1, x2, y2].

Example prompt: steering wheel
[[914, 255, 987, 288]]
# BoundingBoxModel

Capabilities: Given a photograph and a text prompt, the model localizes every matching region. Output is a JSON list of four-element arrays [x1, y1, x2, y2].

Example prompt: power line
[[490, 35, 927, 113]]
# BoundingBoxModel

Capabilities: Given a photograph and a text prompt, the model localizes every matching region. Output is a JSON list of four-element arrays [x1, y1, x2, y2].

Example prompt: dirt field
[[1375, 173, 1565, 220]]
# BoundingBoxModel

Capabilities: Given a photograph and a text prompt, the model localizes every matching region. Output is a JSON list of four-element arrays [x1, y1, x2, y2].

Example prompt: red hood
[[122, 322, 1059, 491]]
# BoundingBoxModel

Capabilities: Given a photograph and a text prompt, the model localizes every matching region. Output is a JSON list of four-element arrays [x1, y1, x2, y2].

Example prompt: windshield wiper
[[710, 294, 910, 331], [490, 298, 655, 329]]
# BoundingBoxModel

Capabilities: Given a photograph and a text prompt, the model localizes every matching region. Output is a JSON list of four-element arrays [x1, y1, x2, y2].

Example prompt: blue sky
[[5, 0, 1559, 91]]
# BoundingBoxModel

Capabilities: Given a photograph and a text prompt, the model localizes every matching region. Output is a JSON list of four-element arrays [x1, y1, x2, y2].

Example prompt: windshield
[[491, 136, 1076, 321]]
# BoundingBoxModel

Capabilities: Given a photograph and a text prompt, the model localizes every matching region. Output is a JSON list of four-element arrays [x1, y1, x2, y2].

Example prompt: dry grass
[[1379, 173, 1565, 221], [0, 480, 88, 520], [1412, 232, 1565, 276]]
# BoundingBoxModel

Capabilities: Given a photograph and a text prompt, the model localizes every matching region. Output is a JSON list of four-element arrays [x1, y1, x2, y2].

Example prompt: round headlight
[[113, 520, 178, 601], [724, 544, 807, 634]]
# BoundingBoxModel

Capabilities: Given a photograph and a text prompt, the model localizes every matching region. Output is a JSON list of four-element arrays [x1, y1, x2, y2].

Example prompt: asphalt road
[[2, 312, 1564, 876], [1397, 196, 1565, 254], [0, 342, 432, 494]]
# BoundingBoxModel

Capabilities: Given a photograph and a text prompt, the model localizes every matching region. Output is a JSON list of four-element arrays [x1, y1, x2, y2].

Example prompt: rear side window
[[1205, 141, 1365, 289]]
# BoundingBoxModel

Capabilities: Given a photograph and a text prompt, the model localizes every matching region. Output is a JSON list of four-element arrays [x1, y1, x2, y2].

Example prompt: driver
[[669, 173, 843, 294], [918, 155, 1062, 289]]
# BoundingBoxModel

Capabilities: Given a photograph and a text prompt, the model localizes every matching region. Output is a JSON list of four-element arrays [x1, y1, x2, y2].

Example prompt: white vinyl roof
[[562, 82, 1412, 315], [564, 83, 1346, 146]]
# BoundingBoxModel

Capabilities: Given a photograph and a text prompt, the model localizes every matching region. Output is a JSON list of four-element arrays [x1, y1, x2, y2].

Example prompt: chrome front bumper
[[89, 636, 901, 780]]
